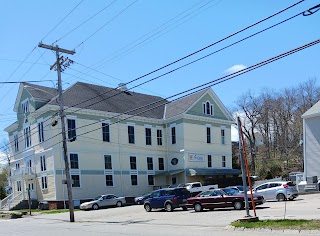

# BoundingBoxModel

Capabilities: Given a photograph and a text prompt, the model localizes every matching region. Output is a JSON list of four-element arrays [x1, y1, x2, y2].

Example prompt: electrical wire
[[74, 0, 138, 49], [2, 38, 318, 155], [53, 0, 118, 44], [41, 0, 84, 42], [0, 1, 312, 152]]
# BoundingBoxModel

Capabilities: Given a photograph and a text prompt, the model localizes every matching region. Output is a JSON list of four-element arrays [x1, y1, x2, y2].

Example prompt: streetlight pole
[[38, 43, 75, 222]]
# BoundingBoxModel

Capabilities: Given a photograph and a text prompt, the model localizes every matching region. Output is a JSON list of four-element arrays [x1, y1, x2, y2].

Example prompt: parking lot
[[1, 193, 320, 236]]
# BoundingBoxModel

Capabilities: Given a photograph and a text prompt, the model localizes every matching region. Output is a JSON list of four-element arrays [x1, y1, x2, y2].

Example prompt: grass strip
[[231, 219, 320, 230]]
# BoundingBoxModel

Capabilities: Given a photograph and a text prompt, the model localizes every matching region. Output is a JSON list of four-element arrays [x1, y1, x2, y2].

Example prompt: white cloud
[[224, 64, 247, 74]]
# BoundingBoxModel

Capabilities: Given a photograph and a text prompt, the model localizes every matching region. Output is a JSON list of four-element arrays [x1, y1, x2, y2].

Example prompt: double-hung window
[[104, 155, 112, 170], [145, 127, 152, 145], [38, 121, 44, 143], [102, 123, 110, 142], [208, 155, 212, 168], [24, 126, 31, 148], [40, 155, 46, 171], [206, 127, 211, 144], [70, 154, 79, 169], [67, 118, 77, 141], [171, 126, 176, 144], [128, 125, 135, 144], [147, 157, 153, 170], [148, 175, 154, 185], [41, 176, 48, 189], [130, 156, 137, 170], [14, 134, 19, 152], [131, 175, 138, 186], [222, 155, 226, 167], [158, 158, 164, 170], [157, 129, 163, 145], [221, 129, 225, 144]]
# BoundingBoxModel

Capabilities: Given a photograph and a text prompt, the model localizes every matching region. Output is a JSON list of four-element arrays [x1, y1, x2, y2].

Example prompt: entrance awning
[[155, 169, 184, 176], [186, 168, 241, 176]]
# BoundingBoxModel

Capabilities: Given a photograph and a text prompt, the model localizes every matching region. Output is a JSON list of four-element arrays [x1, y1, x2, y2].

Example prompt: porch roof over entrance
[[155, 169, 184, 176], [186, 168, 241, 176]]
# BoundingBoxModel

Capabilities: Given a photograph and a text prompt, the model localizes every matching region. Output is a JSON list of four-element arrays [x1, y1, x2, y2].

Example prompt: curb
[[225, 225, 320, 234]]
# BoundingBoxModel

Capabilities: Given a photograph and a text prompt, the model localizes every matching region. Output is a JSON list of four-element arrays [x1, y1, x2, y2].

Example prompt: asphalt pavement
[[1, 193, 320, 236]]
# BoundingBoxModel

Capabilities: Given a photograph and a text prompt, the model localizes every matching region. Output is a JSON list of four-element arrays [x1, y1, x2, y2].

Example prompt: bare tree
[[235, 91, 260, 174]]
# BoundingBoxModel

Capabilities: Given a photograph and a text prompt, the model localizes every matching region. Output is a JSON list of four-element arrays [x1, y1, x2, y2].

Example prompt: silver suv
[[252, 181, 298, 201]]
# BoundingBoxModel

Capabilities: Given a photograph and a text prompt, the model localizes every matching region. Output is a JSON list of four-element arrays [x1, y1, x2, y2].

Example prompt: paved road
[[1, 193, 320, 236]]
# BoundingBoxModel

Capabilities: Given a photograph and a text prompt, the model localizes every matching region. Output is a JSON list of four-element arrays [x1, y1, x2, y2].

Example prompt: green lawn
[[231, 219, 320, 230]]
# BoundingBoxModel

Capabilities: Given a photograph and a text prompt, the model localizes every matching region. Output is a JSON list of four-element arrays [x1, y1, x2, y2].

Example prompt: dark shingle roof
[[48, 82, 168, 119], [23, 82, 59, 101], [165, 89, 208, 119]]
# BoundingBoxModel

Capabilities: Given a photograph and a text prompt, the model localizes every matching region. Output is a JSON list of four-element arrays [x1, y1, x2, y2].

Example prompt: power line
[[0, 1, 311, 152], [0, 80, 54, 84], [87, 0, 223, 71], [3, 37, 318, 154], [60, 4, 312, 118], [74, 0, 138, 49], [41, 0, 84, 42], [53, 0, 118, 44]]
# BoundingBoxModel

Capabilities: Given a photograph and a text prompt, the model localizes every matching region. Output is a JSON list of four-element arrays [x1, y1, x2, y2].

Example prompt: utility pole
[[38, 43, 75, 222]]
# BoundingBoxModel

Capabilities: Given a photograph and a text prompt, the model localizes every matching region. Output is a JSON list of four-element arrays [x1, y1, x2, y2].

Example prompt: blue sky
[[0, 0, 319, 145]]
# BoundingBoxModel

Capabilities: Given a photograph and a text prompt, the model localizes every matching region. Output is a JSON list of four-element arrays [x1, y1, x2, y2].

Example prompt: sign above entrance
[[188, 154, 204, 162]]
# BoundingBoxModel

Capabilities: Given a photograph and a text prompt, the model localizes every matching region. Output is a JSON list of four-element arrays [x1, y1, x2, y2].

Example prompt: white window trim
[[206, 124, 212, 144], [101, 119, 111, 142], [41, 175, 48, 190], [156, 127, 163, 146], [103, 154, 113, 171], [129, 155, 138, 171], [37, 118, 44, 143], [66, 115, 77, 141], [71, 174, 82, 188], [103, 152, 114, 187], [69, 152, 80, 171], [127, 123, 136, 144], [21, 98, 29, 114], [146, 156, 154, 171], [13, 131, 19, 152], [144, 125, 152, 146], [170, 123, 177, 145], [221, 126, 226, 145], [222, 155, 226, 168], [130, 173, 139, 186], [203, 101, 214, 116], [40, 155, 46, 172], [147, 174, 155, 186]]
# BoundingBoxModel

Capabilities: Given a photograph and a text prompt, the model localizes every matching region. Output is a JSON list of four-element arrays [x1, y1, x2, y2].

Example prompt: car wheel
[[194, 203, 203, 212], [182, 206, 188, 211], [92, 204, 99, 210], [165, 203, 173, 212], [144, 204, 152, 212], [276, 193, 286, 201], [116, 201, 123, 207], [233, 201, 244, 210]]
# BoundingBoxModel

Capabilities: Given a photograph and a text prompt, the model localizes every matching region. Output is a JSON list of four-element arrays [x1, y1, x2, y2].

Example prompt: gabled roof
[[14, 82, 59, 112], [48, 82, 168, 119], [165, 89, 208, 119], [22, 82, 59, 101], [302, 100, 320, 119]]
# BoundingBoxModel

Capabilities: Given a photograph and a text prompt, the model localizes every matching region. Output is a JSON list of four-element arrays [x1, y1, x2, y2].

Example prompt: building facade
[[3, 82, 239, 209]]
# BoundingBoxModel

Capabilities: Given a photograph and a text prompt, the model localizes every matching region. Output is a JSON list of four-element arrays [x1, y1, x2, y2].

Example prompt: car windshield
[[222, 188, 239, 196], [94, 196, 103, 200], [177, 183, 190, 188]]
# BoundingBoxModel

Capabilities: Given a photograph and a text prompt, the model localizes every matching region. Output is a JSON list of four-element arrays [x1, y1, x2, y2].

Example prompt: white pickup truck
[[178, 182, 218, 196]]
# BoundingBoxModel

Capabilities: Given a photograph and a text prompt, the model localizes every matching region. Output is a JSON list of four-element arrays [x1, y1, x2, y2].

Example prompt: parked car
[[252, 181, 298, 201], [178, 182, 218, 196], [227, 185, 249, 193], [80, 194, 126, 210], [186, 189, 265, 212], [134, 192, 151, 205], [143, 187, 190, 212]]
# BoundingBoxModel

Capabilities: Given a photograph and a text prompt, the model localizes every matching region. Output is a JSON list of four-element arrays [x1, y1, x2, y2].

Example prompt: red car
[[186, 188, 264, 212]]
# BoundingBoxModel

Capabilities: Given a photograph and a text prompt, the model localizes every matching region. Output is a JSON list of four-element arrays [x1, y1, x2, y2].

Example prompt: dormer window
[[203, 101, 213, 116], [21, 99, 29, 114]]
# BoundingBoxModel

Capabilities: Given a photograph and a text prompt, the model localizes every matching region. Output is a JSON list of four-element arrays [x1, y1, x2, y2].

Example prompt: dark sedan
[[186, 189, 264, 212]]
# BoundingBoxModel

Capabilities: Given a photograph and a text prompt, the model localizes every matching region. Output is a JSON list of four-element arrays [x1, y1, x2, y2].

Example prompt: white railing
[[6, 192, 24, 210], [0, 193, 13, 209], [11, 167, 36, 176]]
